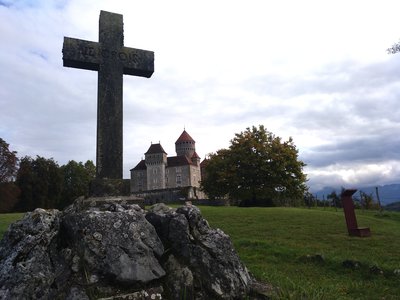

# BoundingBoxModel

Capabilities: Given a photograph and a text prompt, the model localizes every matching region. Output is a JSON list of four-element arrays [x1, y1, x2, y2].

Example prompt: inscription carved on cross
[[62, 10, 154, 179]]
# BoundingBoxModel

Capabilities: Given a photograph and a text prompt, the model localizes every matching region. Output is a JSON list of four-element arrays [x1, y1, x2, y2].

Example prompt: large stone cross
[[62, 10, 154, 179]]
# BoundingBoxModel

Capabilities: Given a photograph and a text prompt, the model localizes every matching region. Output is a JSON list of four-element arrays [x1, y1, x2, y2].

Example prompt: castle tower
[[191, 151, 201, 166], [144, 143, 167, 190], [175, 130, 196, 158]]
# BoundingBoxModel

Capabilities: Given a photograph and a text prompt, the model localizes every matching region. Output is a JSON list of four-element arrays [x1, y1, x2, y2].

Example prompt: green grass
[[0, 212, 23, 238], [1, 208, 399, 299], [199, 207, 400, 300]]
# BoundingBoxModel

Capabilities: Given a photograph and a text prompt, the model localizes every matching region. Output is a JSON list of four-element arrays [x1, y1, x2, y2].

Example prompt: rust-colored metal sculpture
[[341, 189, 371, 237]]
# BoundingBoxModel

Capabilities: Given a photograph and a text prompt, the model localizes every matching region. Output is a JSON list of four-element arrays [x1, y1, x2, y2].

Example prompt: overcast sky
[[1, 0, 400, 192]]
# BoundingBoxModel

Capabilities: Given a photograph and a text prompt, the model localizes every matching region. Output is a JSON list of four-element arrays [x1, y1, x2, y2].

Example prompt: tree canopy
[[60, 160, 95, 209], [0, 138, 97, 212], [14, 156, 95, 211], [0, 138, 20, 212], [16, 156, 63, 211], [201, 125, 307, 206], [0, 137, 18, 183]]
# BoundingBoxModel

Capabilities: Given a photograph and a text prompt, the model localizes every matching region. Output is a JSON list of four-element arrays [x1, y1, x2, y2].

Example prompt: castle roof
[[145, 143, 167, 155], [131, 155, 197, 171], [175, 130, 195, 144], [167, 155, 196, 167], [191, 151, 200, 159], [200, 158, 209, 168], [131, 160, 146, 171]]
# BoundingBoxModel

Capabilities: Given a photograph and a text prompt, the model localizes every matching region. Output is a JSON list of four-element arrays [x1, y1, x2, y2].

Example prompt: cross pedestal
[[62, 10, 154, 180], [341, 189, 371, 237]]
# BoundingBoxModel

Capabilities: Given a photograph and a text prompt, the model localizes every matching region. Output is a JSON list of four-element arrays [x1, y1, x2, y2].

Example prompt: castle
[[130, 130, 202, 199]]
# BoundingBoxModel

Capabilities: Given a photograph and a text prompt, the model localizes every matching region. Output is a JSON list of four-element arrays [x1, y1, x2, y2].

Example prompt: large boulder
[[0, 199, 264, 299], [146, 204, 251, 299], [62, 203, 165, 285], [0, 208, 62, 299]]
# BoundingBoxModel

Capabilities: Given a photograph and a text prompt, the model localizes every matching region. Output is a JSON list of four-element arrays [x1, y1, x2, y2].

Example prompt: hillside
[[385, 201, 400, 211]]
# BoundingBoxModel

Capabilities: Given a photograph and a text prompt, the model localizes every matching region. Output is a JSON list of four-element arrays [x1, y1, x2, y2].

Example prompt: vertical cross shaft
[[97, 12, 124, 179], [62, 11, 154, 179]]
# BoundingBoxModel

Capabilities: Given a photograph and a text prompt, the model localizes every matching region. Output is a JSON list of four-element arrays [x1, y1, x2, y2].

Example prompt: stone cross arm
[[61, 10, 154, 179], [63, 37, 154, 77]]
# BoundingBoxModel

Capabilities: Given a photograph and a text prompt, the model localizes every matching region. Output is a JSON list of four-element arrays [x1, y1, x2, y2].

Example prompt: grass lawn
[[0, 212, 23, 238], [199, 206, 400, 299], [1, 207, 399, 299]]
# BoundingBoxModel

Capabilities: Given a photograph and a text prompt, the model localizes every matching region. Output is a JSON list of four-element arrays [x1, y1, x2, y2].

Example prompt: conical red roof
[[175, 130, 195, 144]]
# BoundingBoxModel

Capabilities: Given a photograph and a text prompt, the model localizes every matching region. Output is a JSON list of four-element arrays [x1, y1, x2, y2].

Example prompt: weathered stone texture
[[0, 200, 264, 299], [89, 178, 131, 197], [146, 204, 251, 299], [62, 10, 154, 180], [0, 209, 62, 299]]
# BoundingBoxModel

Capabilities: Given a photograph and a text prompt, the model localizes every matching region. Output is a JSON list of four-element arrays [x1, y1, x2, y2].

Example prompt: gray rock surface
[[0, 199, 261, 299], [146, 204, 251, 299]]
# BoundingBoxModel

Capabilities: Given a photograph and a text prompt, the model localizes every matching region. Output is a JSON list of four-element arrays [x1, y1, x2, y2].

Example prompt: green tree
[[304, 191, 316, 208], [327, 190, 341, 209], [59, 160, 95, 208], [0, 138, 18, 183], [0, 138, 20, 212], [201, 125, 307, 206], [201, 149, 234, 200], [359, 191, 378, 210], [16, 156, 63, 211]]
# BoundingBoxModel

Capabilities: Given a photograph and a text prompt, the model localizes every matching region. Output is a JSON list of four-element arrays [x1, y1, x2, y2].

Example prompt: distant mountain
[[313, 184, 400, 205], [385, 201, 400, 211]]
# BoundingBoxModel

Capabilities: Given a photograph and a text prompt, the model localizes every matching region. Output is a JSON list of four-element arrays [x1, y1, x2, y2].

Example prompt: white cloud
[[1, 0, 400, 192]]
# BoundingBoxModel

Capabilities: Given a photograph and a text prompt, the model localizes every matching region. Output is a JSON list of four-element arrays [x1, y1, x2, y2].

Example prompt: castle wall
[[130, 169, 147, 192], [166, 165, 191, 188], [189, 165, 201, 188], [146, 165, 166, 190], [132, 186, 209, 204]]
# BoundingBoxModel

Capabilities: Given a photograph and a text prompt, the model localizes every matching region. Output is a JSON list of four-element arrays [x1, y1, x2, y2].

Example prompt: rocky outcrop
[[146, 204, 251, 299], [0, 199, 262, 299]]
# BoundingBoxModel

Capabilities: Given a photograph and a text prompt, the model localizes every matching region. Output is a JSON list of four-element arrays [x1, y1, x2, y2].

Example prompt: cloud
[[302, 133, 400, 167], [1, 0, 400, 191], [306, 161, 400, 192]]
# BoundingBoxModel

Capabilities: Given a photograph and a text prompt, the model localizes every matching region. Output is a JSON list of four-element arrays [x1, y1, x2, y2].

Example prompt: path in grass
[[200, 206, 400, 300]]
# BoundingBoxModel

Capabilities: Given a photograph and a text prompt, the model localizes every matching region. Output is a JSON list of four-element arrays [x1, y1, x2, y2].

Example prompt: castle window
[[176, 175, 182, 186]]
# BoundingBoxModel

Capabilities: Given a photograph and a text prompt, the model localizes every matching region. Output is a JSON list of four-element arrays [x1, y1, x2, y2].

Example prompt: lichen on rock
[[0, 199, 261, 299]]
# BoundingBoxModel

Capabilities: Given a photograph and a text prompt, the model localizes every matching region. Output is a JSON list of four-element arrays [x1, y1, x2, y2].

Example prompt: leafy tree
[[201, 149, 234, 201], [201, 125, 307, 206], [304, 191, 316, 208], [327, 190, 341, 209], [359, 191, 378, 210], [0, 138, 18, 183], [0, 138, 20, 212], [59, 160, 95, 208], [15, 156, 63, 211], [0, 182, 20, 213]]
